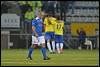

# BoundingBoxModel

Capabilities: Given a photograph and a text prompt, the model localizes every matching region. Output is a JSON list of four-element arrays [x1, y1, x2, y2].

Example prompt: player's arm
[[44, 17, 47, 25], [42, 23, 45, 32], [43, 18, 47, 32], [32, 26, 38, 37], [32, 20, 38, 37], [62, 22, 65, 34], [62, 21, 64, 29]]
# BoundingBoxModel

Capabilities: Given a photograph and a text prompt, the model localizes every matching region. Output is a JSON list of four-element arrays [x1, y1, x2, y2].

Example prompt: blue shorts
[[45, 32, 55, 40], [55, 35, 63, 43]]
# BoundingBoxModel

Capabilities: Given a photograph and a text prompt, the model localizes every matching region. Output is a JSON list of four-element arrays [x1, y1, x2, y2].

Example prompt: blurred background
[[1, 1, 99, 49]]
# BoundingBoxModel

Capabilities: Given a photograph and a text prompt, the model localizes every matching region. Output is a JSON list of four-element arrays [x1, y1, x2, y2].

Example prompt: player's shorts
[[55, 35, 63, 43], [32, 36, 45, 45], [45, 32, 55, 40]]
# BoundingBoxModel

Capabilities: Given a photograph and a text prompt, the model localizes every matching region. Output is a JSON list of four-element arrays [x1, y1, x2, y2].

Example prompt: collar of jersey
[[36, 17, 40, 20]]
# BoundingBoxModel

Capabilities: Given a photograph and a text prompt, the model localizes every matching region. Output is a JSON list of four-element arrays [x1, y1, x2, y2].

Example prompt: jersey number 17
[[56, 24, 62, 29]]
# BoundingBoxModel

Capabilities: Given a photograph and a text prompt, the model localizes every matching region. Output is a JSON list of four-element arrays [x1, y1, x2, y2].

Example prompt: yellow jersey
[[18, 1, 26, 5], [25, 11, 35, 20], [44, 17, 56, 32], [55, 21, 64, 35]]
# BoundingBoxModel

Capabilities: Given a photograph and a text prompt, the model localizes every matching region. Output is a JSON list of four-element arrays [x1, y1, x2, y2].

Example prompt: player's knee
[[42, 43, 45, 48], [31, 44, 36, 48], [47, 40, 50, 43], [33, 45, 37, 48], [51, 39, 55, 41], [31, 44, 34, 48]]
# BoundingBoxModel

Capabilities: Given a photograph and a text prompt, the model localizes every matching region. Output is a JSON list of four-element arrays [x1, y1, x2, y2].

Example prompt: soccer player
[[27, 11, 50, 60], [55, 16, 64, 54], [44, 12, 56, 53]]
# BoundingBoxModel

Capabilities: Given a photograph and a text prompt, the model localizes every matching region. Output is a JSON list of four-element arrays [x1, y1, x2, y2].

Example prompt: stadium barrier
[[1, 31, 10, 49], [1, 33, 99, 50], [1, 33, 31, 49], [1, 14, 20, 28]]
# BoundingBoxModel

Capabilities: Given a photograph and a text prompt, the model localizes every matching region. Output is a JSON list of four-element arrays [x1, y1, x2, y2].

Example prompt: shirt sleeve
[[51, 18, 57, 24], [32, 20, 36, 26], [44, 18, 47, 25]]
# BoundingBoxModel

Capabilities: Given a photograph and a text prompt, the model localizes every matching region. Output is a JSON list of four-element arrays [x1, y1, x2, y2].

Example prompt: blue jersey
[[32, 17, 43, 36]]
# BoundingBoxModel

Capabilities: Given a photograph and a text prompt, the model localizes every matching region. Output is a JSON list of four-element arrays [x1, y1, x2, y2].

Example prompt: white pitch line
[[1, 59, 27, 61], [1, 62, 40, 64], [1, 57, 98, 61], [1, 61, 53, 64], [1, 61, 98, 66], [1, 62, 25, 64]]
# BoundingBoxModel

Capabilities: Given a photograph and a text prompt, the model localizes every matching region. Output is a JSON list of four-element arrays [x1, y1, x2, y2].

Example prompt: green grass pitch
[[1, 49, 99, 66]]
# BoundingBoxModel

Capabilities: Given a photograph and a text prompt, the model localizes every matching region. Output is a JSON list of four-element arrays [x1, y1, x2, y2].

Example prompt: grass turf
[[1, 49, 99, 66]]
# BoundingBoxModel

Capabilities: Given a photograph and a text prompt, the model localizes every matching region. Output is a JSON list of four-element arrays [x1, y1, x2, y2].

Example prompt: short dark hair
[[47, 12, 53, 17], [56, 15, 60, 20]]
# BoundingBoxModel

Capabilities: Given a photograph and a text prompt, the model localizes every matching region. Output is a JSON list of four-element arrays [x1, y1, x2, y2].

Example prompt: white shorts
[[32, 36, 45, 45]]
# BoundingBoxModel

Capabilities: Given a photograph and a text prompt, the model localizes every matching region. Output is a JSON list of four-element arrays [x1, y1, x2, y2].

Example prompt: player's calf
[[58, 48, 62, 54], [42, 43, 50, 60]]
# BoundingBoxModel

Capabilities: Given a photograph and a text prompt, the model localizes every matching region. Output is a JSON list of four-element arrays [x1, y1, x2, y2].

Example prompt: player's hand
[[35, 33, 38, 37]]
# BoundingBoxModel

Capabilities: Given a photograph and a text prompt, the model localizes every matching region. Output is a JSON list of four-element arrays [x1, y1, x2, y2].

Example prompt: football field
[[1, 49, 99, 66]]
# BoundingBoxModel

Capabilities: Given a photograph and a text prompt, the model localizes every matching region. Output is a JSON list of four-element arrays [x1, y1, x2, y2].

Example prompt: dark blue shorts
[[55, 35, 63, 43], [45, 32, 55, 40]]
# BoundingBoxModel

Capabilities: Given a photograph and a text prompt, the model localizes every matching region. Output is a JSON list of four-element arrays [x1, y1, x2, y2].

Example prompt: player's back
[[44, 17, 56, 32], [55, 20, 64, 35]]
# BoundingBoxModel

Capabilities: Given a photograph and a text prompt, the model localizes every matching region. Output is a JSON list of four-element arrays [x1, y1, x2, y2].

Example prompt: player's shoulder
[[36, 17, 41, 20], [44, 17, 48, 21], [44, 17, 48, 19], [51, 17, 57, 23], [32, 18, 38, 23], [32, 19, 35, 22], [59, 20, 64, 23], [44, 17, 48, 23], [52, 17, 56, 20]]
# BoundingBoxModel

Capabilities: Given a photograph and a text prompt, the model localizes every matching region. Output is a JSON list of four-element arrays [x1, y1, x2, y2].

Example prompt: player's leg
[[39, 36, 50, 60], [45, 32, 52, 53], [51, 32, 56, 53], [47, 40, 52, 53], [55, 35, 60, 54], [27, 36, 37, 60], [27, 44, 36, 60], [52, 40, 56, 53], [60, 43, 63, 53], [78, 40, 82, 50], [42, 43, 50, 60], [56, 43, 60, 54], [59, 35, 63, 53]]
